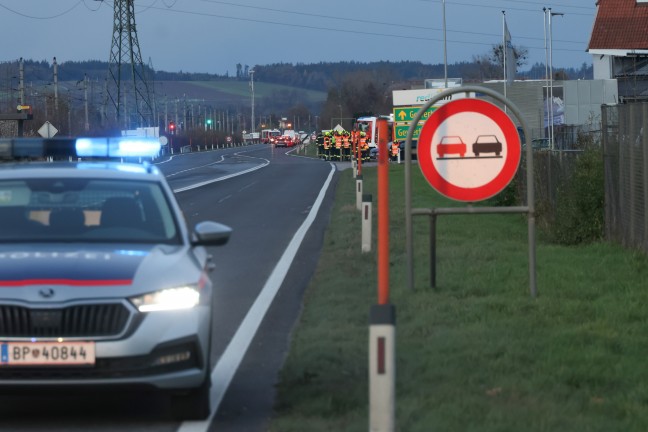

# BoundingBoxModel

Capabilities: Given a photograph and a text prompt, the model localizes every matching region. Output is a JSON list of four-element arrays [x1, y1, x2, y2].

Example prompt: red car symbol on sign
[[436, 136, 466, 159]]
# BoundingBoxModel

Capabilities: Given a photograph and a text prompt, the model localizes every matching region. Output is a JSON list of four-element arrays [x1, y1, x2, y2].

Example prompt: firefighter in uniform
[[316, 133, 325, 159], [391, 140, 400, 161], [351, 129, 359, 163], [323, 132, 332, 160], [359, 132, 369, 162], [334, 131, 343, 160], [342, 132, 351, 161]]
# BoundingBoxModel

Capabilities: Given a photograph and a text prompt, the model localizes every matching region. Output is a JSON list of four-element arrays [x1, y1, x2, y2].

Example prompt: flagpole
[[502, 11, 507, 101], [443, 0, 448, 88]]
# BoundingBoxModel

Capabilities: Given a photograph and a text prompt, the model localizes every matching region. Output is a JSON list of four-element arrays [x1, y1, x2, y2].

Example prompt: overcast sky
[[0, 0, 596, 75]]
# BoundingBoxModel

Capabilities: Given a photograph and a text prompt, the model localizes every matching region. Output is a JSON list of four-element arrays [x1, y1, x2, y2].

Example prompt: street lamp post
[[547, 8, 564, 150], [543, 8, 549, 143]]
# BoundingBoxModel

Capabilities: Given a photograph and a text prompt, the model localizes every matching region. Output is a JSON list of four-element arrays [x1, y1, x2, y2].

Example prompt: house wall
[[563, 79, 618, 127], [478, 79, 617, 138], [593, 55, 613, 80]]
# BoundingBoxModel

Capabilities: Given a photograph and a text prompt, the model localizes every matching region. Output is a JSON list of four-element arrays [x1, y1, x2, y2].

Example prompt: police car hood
[[0, 244, 203, 302]]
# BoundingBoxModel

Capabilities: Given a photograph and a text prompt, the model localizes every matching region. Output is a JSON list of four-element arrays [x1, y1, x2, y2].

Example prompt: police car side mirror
[[192, 221, 232, 246]]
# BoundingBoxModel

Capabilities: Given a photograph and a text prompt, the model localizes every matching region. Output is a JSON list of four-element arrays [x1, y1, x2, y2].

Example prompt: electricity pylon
[[103, 0, 154, 129]]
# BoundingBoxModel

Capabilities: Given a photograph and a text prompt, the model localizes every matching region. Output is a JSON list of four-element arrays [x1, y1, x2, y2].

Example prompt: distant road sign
[[417, 98, 521, 202], [38, 121, 58, 138], [392, 88, 474, 106], [394, 123, 422, 141], [393, 106, 437, 124]]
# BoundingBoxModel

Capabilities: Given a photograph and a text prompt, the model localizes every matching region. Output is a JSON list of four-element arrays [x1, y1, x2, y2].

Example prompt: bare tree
[[489, 44, 529, 73]]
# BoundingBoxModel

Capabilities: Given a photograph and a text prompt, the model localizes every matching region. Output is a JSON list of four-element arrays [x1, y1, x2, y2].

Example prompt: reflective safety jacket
[[359, 137, 368, 150]]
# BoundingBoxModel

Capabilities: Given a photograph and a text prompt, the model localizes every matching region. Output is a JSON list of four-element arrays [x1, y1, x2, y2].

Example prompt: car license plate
[[0, 342, 95, 366]]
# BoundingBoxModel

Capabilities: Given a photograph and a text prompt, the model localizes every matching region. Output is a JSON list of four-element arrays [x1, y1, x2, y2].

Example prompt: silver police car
[[0, 137, 231, 420]]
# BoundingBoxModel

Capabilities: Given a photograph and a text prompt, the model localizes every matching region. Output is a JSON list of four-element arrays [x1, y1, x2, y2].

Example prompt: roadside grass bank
[[269, 161, 648, 431]]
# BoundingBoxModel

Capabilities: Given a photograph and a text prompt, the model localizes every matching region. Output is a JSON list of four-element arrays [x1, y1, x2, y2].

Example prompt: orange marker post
[[377, 119, 390, 306], [369, 118, 396, 432]]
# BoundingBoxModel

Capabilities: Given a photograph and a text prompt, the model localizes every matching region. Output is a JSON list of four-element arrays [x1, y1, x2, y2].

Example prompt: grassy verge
[[269, 162, 648, 432]]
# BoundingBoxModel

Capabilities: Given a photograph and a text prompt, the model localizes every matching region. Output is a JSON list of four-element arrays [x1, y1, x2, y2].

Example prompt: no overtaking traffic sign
[[417, 98, 521, 202]]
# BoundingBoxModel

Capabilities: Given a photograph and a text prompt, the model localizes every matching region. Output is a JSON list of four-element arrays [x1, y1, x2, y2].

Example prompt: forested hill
[[6, 59, 593, 92], [251, 60, 593, 91]]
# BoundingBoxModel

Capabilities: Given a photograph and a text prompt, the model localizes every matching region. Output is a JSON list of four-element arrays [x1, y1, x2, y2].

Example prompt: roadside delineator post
[[356, 174, 363, 211], [369, 117, 395, 432], [362, 193, 372, 253]]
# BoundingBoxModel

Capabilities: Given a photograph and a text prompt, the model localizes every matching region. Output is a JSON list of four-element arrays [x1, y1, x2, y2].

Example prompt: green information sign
[[393, 106, 437, 123], [394, 123, 422, 140]]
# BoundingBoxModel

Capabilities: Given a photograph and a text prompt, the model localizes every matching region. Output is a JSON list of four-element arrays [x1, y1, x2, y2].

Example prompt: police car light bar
[[75, 137, 161, 158], [0, 137, 161, 160]]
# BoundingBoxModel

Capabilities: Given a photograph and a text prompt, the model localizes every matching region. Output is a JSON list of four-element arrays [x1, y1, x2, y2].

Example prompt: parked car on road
[[399, 140, 418, 160], [275, 135, 291, 147]]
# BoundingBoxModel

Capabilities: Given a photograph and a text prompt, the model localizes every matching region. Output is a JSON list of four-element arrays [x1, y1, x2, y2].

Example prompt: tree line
[[0, 56, 593, 137]]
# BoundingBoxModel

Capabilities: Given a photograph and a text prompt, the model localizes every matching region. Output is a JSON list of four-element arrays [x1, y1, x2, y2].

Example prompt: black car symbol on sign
[[472, 134, 502, 157]]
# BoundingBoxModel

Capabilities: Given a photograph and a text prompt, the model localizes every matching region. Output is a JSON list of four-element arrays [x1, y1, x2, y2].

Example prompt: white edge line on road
[[177, 162, 336, 432]]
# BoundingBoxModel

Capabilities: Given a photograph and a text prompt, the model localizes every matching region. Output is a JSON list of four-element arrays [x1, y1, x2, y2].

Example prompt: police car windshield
[[0, 178, 181, 244]]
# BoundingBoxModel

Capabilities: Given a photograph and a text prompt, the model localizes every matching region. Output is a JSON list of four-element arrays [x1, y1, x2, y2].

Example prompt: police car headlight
[[130, 286, 200, 312]]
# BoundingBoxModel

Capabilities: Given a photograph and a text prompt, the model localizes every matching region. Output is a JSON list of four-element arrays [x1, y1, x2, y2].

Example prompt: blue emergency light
[[75, 137, 161, 158], [0, 137, 161, 160]]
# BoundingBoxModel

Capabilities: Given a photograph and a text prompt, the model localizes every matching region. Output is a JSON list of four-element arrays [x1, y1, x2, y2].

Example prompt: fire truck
[[354, 115, 393, 149], [261, 129, 281, 144]]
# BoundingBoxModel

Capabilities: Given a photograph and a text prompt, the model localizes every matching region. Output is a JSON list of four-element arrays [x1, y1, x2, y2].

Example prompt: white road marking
[[155, 148, 269, 186], [171, 153, 270, 193], [177, 163, 335, 432]]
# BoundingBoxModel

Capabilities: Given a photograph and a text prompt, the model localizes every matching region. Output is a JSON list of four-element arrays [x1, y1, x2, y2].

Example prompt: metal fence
[[602, 103, 648, 252], [512, 127, 599, 232]]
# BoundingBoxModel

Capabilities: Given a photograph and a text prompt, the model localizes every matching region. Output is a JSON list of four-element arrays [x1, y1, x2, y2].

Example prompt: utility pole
[[53, 57, 59, 113], [18, 58, 24, 106], [250, 69, 255, 134], [84, 74, 89, 131]]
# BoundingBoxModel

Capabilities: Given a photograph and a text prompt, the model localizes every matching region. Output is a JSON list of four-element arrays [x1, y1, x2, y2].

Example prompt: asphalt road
[[0, 144, 339, 432]]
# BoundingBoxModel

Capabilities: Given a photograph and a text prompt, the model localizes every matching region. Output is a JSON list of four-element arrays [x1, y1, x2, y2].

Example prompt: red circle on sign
[[417, 98, 521, 202]]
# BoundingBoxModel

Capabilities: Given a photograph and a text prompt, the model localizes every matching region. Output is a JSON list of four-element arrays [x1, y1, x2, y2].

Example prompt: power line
[[1, 0, 592, 58], [190, 0, 587, 45], [134, 2, 586, 53], [0, 1, 84, 19]]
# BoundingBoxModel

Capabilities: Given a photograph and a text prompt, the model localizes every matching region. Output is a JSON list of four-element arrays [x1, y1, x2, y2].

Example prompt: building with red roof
[[588, 0, 648, 100]]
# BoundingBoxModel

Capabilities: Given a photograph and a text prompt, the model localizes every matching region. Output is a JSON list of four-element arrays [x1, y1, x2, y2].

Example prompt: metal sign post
[[404, 85, 536, 297]]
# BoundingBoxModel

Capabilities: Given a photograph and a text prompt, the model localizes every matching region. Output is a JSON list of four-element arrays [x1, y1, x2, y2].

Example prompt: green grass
[[269, 162, 648, 432]]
